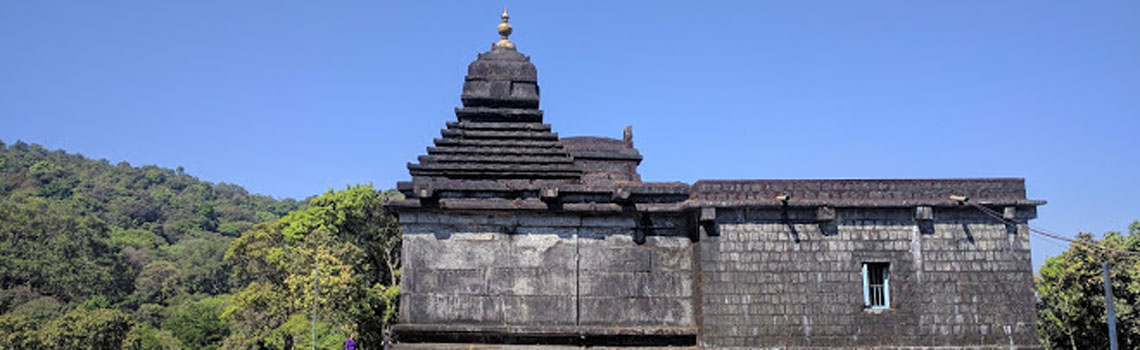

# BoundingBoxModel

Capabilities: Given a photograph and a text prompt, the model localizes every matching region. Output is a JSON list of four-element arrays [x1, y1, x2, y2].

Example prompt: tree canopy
[[0, 140, 303, 349], [0, 140, 402, 349], [224, 184, 402, 349], [1037, 221, 1140, 350]]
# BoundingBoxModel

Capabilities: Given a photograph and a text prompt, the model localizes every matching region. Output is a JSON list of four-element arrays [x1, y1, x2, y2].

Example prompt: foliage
[[122, 324, 184, 350], [132, 261, 182, 305], [81, 295, 111, 310], [273, 313, 349, 349], [0, 195, 132, 303], [39, 307, 134, 350], [163, 294, 231, 350], [0, 141, 301, 349], [1037, 221, 1140, 350], [0, 314, 45, 350], [0, 141, 402, 348], [162, 237, 234, 295], [225, 184, 402, 349]]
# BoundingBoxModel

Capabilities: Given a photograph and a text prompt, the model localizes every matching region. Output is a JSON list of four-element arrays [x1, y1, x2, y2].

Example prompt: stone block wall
[[394, 203, 1040, 349], [403, 231, 577, 326], [399, 211, 696, 333], [696, 207, 1038, 349], [579, 234, 694, 327]]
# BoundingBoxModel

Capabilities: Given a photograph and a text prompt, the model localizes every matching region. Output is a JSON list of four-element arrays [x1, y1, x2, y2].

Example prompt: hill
[[0, 140, 302, 349]]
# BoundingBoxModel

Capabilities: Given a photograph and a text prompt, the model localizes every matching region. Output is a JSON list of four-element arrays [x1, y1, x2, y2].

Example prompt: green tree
[[38, 307, 133, 350], [163, 237, 233, 295], [132, 261, 182, 305], [122, 324, 184, 350], [7, 295, 64, 323], [0, 196, 131, 303], [0, 293, 59, 350], [224, 185, 402, 349], [0, 314, 46, 350], [0, 141, 303, 344], [1037, 221, 1140, 349], [163, 295, 230, 350]]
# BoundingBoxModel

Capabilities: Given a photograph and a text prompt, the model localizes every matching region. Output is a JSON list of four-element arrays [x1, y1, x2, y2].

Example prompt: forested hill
[[0, 139, 302, 349]]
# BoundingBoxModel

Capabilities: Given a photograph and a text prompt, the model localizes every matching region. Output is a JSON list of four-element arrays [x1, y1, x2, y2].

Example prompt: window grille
[[862, 263, 890, 309]]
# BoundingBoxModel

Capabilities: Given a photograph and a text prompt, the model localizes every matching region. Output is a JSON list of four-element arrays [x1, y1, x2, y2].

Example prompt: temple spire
[[493, 8, 516, 50]]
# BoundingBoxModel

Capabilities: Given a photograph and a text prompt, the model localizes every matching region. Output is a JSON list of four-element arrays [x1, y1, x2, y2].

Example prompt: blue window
[[862, 262, 890, 309]]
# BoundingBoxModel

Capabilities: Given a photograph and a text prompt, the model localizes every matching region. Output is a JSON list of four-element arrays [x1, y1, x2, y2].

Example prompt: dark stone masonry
[[385, 12, 1043, 350]]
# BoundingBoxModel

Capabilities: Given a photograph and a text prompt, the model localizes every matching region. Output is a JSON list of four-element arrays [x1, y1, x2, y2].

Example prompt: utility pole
[[1104, 262, 1119, 350], [313, 249, 319, 350]]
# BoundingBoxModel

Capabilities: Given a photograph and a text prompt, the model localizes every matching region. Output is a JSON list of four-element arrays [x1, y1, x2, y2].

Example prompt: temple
[[385, 11, 1043, 350]]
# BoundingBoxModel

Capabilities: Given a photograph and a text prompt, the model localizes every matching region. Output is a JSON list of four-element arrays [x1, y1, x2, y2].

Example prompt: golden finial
[[493, 7, 516, 50]]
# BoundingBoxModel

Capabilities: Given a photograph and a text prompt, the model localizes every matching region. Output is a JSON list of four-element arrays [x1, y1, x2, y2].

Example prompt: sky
[[1, 1, 1137, 270]]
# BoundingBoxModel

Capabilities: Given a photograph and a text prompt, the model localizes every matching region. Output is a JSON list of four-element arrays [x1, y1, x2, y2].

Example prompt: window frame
[[861, 262, 891, 310]]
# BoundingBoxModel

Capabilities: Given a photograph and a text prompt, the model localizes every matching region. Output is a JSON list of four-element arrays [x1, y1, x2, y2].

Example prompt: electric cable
[[957, 199, 1140, 257]]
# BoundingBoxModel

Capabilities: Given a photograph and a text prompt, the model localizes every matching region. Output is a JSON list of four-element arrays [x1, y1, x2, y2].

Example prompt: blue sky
[[1, 1, 1137, 269]]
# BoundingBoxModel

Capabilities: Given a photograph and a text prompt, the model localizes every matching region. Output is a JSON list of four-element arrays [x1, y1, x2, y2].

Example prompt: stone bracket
[[1003, 206, 1019, 235], [612, 188, 633, 203], [816, 206, 836, 222], [540, 187, 560, 202], [1003, 206, 1017, 220], [915, 206, 934, 221], [699, 207, 716, 223], [415, 185, 436, 200], [816, 206, 838, 236], [698, 207, 719, 237]]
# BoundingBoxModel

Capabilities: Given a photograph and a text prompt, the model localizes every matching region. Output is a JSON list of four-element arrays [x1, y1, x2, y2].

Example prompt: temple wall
[[398, 211, 695, 331], [696, 207, 1040, 350]]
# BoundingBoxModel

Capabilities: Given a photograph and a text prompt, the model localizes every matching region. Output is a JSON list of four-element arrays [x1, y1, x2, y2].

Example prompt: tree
[[163, 237, 234, 295], [132, 261, 182, 305], [224, 184, 402, 348], [0, 314, 45, 350], [0, 140, 301, 345], [163, 295, 231, 350], [0, 196, 132, 303], [1037, 221, 1140, 349], [38, 308, 133, 350], [122, 324, 184, 350]]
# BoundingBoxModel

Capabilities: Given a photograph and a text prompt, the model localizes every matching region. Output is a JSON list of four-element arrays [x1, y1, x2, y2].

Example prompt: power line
[[958, 199, 1127, 350], [959, 200, 1140, 257]]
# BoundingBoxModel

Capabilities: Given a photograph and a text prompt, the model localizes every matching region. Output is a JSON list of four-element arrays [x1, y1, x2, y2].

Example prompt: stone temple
[[386, 11, 1043, 350]]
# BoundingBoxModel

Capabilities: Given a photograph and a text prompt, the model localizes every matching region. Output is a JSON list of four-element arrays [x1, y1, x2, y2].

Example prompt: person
[[383, 337, 392, 350], [344, 332, 357, 350]]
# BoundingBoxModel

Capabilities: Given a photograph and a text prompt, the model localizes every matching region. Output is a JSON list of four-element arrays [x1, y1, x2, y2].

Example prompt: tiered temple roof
[[405, 24, 580, 183], [394, 10, 688, 209], [390, 11, 1040, 213]]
